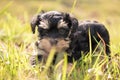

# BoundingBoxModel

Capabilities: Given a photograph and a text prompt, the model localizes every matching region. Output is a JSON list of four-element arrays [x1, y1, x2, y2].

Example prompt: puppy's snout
[[50, 39, 58, 45]]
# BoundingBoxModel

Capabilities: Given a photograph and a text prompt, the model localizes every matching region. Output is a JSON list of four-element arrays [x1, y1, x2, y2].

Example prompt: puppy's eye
[[42, 28, 48, 32], [38, 28, 48, 36], [42, 29, 48, 35], [59, 28, 66, 35]]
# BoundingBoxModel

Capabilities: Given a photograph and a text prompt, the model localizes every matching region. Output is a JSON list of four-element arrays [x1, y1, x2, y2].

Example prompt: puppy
[[30, 11, 110, 64], [30, 11, 78, 64]]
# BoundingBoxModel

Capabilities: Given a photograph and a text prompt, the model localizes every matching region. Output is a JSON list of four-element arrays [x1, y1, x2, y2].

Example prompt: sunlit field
[[0, 0, 120, 80]]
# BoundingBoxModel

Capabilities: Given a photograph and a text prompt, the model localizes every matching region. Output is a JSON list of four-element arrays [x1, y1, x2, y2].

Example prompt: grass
[[0, 0, 120, 80]]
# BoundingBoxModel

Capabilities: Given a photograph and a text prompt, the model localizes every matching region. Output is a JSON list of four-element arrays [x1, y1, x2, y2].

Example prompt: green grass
[[0, 0, 120, 80]]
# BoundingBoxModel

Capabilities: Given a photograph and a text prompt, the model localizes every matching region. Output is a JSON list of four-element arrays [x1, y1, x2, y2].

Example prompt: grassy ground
[[0, 0, 120, 80]]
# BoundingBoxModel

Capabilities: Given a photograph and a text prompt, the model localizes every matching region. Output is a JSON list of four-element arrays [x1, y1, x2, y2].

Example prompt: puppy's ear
[[63, 13, 71, 27], [63, 13, 78, 32], [30, 15, 39, 34], [70, 16, 78, 33], [30, 10, 45, 34]]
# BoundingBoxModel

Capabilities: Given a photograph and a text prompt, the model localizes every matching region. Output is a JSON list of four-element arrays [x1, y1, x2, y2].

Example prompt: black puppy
[[30, 11, 110, 64]]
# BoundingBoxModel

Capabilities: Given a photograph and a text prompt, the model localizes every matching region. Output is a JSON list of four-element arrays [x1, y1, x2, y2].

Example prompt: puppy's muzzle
[[35, 38, 70, 54], [50, 39, 58, 45]]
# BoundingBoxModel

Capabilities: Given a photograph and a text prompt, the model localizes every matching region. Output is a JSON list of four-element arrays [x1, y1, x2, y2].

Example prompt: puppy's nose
[[50, 39, 58, 45]]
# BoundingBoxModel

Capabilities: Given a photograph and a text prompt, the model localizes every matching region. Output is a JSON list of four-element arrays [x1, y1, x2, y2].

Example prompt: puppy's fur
[[30, 11, 110, 64], [70, 20, 111, 61]]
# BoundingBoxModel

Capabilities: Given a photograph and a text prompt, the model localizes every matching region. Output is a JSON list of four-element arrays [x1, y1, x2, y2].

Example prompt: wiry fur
[[30, 11, 110, 65]]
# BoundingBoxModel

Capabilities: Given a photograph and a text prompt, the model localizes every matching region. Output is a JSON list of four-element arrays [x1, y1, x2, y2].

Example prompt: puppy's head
[[31, 11, 78, 54]]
